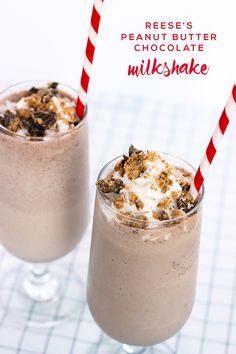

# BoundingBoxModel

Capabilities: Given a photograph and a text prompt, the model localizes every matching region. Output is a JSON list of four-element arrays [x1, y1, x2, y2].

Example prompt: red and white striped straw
[[192, 83, 236, 199], [76, 0, 104, 119]]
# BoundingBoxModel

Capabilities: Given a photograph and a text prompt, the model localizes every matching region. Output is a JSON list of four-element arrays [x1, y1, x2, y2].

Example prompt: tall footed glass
[[87, 154, 204, 353], [0, 81, 89, 327]]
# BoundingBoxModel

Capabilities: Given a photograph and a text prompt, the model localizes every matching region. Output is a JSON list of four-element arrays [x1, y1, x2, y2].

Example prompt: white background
[[0, 0, 235, 112]]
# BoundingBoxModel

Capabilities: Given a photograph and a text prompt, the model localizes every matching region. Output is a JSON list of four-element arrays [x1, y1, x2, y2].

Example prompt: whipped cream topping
[[97, 146, 196, 224], [15, 98, 29, 110]]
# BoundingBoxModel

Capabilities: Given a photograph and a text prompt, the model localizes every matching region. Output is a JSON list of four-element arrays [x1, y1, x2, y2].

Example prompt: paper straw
[[76, 0, 104, 119], [192, 83, 236, 199]]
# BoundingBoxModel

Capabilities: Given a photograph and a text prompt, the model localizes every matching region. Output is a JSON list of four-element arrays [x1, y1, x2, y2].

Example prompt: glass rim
[[0, 80, 87, 142], [96, 151, 205, 225]]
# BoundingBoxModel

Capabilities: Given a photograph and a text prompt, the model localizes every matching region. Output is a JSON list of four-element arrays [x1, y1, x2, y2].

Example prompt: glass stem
[[23, 263, 59, 302], [122, 344, 146, 354]]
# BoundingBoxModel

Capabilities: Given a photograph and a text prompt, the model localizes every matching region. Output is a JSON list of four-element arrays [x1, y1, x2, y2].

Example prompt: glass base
[[91, 335, 162, 354], [0, 262, 84, 328]]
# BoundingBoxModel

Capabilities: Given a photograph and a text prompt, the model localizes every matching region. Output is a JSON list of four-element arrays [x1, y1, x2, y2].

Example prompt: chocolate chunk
[[41, 92, 54, 104], [97, 178, 124, 194], [37, 83, 59, 103], [34, 111, 56, 128], [180, 180, 191, 192], [25, 87, 39, 96], [176, 191, 196, 213], [114, 155, 129, 176], [49, 82, 59, 90], [51, 89, 59, 96], [73, 116, 80, 126], [22, 118, 45, 137], [159, 210, 170, 221], [129, 144, 142, 156], [1, 110, 16, 128]]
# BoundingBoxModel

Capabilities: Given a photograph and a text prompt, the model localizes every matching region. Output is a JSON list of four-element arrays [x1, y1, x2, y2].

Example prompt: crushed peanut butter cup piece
[[118, 212, 147, 229], [172, 191, 179, 201], [153, 210, 170, 221], [25, 94, 42, 109], [129, 192, 138, 203], [157, 198, 171, 209], [8, 117, 21, 133], [145, 151, 159, 161], [136, 199, 144, 209], [114, 155, 129, 177], [176, 191, 196, 213], [124, 152, 147, 180], [40, 83, 59, 104], [96, 178, 124, 194], [34, 111, 56, 128], [16, 109, 31, 119], [113, 195, 124, 209], [63, 107, 77, 123], [132, 214, 147, 228], [156, 171, 173, 193], [129, 192, 144, 210], [171, 209, 184, 219]]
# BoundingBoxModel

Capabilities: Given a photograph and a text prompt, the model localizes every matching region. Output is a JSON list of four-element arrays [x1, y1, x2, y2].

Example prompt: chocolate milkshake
[[0, 81, 89, 263], [87, 146, 203, 347]]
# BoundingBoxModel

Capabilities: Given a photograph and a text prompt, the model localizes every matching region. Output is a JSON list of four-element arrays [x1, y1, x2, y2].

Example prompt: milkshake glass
[[0, 81, 89, 326], [87, 152, 204, 353]]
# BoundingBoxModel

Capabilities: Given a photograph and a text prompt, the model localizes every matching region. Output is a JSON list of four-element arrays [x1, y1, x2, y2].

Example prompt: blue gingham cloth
[[0, 92, 235, 354]]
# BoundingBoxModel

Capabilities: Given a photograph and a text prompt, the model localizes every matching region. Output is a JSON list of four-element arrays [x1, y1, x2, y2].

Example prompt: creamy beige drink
[[87, 146, 203, 347], [0, 81, 89, 262]]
